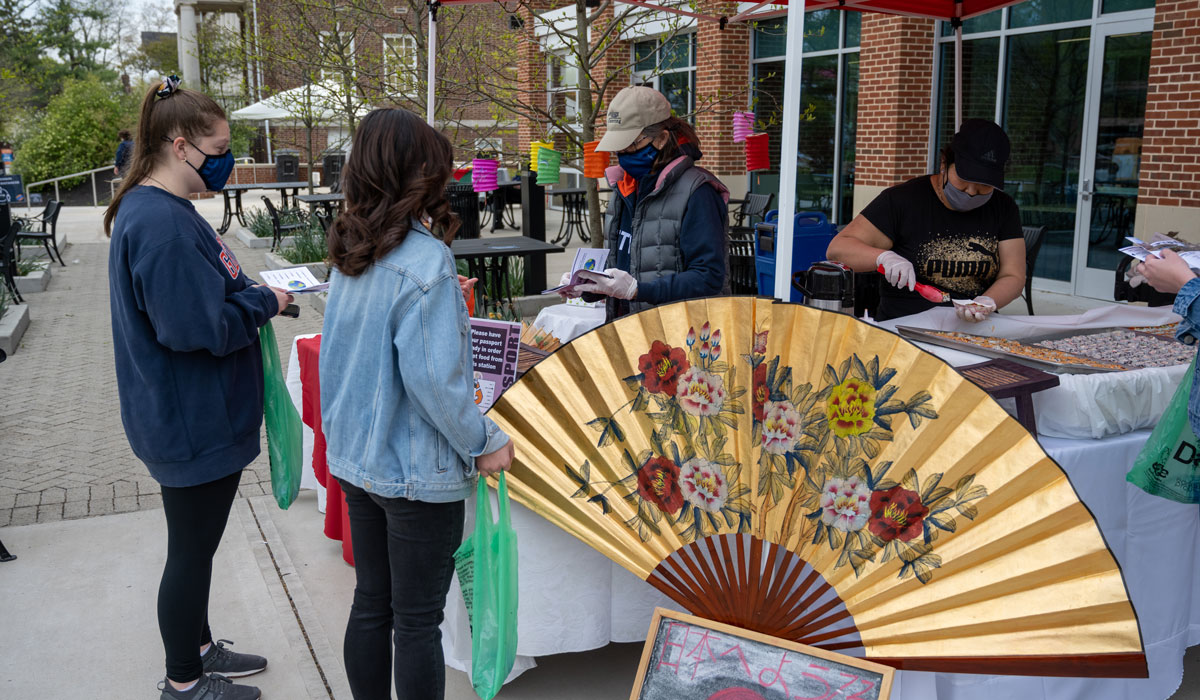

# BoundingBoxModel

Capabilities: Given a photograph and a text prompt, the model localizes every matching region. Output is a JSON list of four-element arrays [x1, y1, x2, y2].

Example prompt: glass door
[[1073, 19, 1153, 298]]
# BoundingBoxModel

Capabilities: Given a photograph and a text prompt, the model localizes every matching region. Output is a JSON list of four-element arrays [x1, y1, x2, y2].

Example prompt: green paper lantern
[[535, 147, 562, 186]]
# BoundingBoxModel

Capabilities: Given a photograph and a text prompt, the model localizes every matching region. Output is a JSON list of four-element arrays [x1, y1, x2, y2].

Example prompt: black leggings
[[158, 470, 242, 682]]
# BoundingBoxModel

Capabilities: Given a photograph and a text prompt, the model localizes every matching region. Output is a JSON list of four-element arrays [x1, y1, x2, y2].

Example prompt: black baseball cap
[[950, 119, 1010, 190]]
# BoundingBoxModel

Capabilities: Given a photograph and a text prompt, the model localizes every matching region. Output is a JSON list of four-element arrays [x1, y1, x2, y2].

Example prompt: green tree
[[130, 34, 180, 77], [37, 0, 116, 81], [14, 76, 134, 188]]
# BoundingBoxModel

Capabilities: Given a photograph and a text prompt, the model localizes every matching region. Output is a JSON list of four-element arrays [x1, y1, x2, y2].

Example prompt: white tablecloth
[[531, 303, 607, 343], [879, 305, 1188, 439], [441, 429, 1200, 700]]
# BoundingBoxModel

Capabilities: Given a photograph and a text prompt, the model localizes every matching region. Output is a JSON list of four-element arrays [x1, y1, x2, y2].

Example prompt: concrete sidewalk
[[0, 491, 645, 700]]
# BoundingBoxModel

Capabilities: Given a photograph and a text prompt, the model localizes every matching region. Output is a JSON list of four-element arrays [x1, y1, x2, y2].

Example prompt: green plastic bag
[[259, 321, 302, 509], [453, 473, 518, 700], [1127, 355, 1200, 503]]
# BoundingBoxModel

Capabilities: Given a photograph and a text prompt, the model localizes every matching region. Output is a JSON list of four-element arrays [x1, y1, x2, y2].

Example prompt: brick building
[[513, 0, 1199, 300]]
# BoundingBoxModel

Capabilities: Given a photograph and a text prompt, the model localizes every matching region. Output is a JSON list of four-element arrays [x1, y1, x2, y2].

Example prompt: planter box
[[15, 266, 51, 294], [263, 251, 328, 281], [0, 303, 30, 356], [234, 228, 295, 250]]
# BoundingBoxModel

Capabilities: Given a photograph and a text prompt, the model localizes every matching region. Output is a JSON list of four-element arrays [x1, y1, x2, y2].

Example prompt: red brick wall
[[695, 4, 751, 181], [516, 2, 556, 163], [855, 13, 936, 188], [1139, 0, 1200, 209]]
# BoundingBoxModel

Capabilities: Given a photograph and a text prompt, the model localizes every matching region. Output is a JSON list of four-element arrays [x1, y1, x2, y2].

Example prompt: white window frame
[[319, 30, 357, 84], [382, 33, 419, 95], [631, 32, 697, 118], [546, 49, 581, 130]]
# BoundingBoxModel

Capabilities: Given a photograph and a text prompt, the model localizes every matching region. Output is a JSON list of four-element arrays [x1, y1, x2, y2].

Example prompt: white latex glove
[[877, 251, 916, 291], [955, 296, 996, 323], [575, 268, 638, 301], [555, 271, 580, 301], [1124, 264, 1146, 288]]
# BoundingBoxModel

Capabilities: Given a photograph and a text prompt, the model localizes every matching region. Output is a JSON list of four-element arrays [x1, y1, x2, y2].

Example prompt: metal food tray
[[895, 326, 1136, 374]]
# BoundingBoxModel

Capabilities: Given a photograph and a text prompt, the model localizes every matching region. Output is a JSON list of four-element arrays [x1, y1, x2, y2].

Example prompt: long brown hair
[[644, 116, 701, 172], [328, 108, 460, 277], [103, 80, 226, 236]]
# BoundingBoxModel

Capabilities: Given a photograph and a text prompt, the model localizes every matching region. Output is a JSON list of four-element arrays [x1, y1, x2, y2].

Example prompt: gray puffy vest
[[603, 156, 731, 318]]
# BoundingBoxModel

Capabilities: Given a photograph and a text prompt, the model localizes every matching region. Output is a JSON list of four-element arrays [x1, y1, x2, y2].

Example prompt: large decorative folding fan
[[488, 297, 1147, 678]]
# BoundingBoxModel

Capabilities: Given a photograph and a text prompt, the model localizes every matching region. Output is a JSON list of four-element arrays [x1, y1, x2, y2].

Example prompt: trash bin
[[754, 211, 836, 300], [446, 183, 480, 239], [276, 152, 300, 182], [322, 153, 346, 192]]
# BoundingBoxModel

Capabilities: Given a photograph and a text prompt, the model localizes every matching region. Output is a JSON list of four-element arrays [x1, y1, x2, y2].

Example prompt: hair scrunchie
[[156, 75, 181, 99]]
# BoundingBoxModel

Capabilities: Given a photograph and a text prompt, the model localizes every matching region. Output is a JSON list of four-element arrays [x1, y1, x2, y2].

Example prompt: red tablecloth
[[296, 335, 354, 566]]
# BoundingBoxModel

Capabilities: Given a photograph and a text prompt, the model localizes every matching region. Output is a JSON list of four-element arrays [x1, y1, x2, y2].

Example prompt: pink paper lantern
[[472, 158, 499, 193], [732, 112, 755, 143]]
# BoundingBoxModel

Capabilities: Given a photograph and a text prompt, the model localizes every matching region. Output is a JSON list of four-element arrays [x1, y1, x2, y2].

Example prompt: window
[[319, 31, 356, 84], [383, 34, 418, 94], [632, 34, 696, 118], [751, 12, 860, 225], [547, 50, 579, 125]]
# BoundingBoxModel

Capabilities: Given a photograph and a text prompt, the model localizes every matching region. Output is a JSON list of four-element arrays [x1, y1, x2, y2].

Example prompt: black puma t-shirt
[[861, 175, 1022, 321]]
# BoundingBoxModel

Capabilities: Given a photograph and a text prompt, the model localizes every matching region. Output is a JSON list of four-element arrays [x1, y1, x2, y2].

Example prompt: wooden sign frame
[[630, 608, 894, 700]]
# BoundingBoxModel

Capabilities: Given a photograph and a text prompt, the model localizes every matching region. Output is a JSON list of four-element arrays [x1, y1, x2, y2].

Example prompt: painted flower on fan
[[699, 342, 710, 360], [711, 329, 721, 347], [761, 400, 802, 454], [700, 322, 711, 342], [687, 327, 696, 347], [753, 330, 769, 356], [679, 458, 729, 513], [676, 368, 727, 417], [637, 456, 683, 515], [826, 378, 876, 437], [868, 486, 928, 543], [752, 363, 769, 422], [711, 343, 721, 361], [819, 476, 871, 532], [638, 341, 690, 396]]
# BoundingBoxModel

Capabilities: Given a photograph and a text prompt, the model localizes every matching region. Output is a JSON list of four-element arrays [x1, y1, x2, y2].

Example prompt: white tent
[[231, 82, 372, 162]]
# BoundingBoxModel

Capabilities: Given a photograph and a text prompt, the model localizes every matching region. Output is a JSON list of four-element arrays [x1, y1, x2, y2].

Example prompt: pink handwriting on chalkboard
[[793, 663, 833, 700], [718, 641, 754, 679], [657, 621, 691, 674], [758, 651, 794, 696], [847, 677, 876, 699], [686, 629, 721, 679]]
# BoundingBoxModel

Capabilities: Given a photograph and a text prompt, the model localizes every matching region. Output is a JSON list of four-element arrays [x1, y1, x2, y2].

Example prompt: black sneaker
[[158, 673, 262, 699], [202, 639, 268, 678]]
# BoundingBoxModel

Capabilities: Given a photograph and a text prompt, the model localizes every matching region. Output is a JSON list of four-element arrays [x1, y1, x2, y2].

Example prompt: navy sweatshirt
[[108, 186, 278, 487], [613, 174, 727, 307]]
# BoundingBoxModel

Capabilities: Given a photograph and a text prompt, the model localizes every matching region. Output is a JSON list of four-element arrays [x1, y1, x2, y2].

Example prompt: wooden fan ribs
[[491, 298, 1147, 678]]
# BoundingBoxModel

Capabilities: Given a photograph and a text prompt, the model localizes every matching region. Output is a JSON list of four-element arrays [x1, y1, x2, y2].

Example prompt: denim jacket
[[320, 222, 509, 502], [1173, 277, 1200, 436]]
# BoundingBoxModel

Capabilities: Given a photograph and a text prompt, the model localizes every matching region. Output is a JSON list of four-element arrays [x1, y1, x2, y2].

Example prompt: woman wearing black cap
[[827, 119, 1025, 322]]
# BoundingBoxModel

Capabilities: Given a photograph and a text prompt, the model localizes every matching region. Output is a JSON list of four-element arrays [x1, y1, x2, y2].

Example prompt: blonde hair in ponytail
[[103, 80, 227, 236]]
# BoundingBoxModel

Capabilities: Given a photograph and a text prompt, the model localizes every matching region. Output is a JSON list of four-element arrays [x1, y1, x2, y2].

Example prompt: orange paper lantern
[[582, 141, 610, 179], [744, 133, 770, 172]]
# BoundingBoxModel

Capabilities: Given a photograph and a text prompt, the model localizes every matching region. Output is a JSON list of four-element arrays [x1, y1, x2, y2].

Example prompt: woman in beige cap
[[568, 85, 731, 320]]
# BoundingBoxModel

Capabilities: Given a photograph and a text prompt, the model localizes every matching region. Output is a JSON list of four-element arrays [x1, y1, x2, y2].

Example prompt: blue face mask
[[618, 142, 660, 179], [186, 140, 235, 191]]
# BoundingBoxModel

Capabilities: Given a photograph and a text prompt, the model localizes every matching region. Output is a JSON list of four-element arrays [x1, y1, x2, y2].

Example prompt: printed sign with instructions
[[258, 266, 330, 293], [630, 609, 892, 700], [470, 319, 522, 412]]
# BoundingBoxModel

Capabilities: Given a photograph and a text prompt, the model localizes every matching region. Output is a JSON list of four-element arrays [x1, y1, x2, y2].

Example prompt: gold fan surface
[[487, 297, 1145, 676]]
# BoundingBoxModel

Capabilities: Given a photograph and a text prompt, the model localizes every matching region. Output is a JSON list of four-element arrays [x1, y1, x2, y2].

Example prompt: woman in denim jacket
[[1139, 248, 1200, 434], [320, 108, 514, 700]]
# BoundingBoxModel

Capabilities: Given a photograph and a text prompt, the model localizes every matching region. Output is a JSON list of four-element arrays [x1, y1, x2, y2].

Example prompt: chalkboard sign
[[630, 609, 893, 700]]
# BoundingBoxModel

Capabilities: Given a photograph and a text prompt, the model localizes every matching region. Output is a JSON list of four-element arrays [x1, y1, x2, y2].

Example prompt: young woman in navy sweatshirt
[[104, 77, 291, 700]]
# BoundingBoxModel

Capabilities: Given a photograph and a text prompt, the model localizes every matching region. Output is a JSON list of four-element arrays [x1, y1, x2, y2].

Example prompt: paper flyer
[[470, 318, 522, 412], [258, 266, 330, 293]]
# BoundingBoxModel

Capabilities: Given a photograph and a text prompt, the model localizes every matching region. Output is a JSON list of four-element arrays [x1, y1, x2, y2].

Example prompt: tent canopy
[[231, 82, 371, 123]]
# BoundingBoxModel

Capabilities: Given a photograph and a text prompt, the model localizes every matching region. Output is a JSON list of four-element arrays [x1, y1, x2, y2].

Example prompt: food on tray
[[1036, 330, 1192, 368], [921, 330, 1127, 370], [1129, 323, 1180, 339]]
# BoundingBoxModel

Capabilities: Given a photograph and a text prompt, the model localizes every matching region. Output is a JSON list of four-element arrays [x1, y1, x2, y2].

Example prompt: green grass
[[14, 258, 47, 277], [278, 218, 329, 266], [245, 206, 308, 239]]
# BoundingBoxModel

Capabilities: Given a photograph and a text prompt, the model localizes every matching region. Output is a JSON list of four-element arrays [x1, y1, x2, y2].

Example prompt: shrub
[[279, 217, 328, 265], [15, 77, 134, 189], [245, 206, 307, 238], [14, 258, 46, 276]]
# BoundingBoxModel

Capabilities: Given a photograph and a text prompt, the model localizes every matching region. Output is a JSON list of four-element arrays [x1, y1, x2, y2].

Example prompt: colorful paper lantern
[[744, 132, 770, 172], [732, 112, 755, 143], [529, 141, 553, 172], [472, 158, 499, 193], [535, 147, 562, 185], [582, 141, 610, 179]]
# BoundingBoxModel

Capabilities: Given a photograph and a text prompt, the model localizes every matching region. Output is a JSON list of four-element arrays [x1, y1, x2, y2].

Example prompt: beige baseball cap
[[596, 86, 672, 152]]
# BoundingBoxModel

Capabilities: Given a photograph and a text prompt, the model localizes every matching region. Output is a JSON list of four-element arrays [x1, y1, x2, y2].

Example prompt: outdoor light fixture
[[509, 14, 523, 29]]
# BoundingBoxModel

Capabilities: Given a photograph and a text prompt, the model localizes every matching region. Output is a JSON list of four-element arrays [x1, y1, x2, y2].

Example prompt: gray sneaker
[[158, 673, 261, 699], [202, 639, 268, 678]]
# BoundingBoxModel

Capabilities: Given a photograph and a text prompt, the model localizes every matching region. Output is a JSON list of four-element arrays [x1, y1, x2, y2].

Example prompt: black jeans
[[158, 470, 242, 682], [339, 479, 465, 700]]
